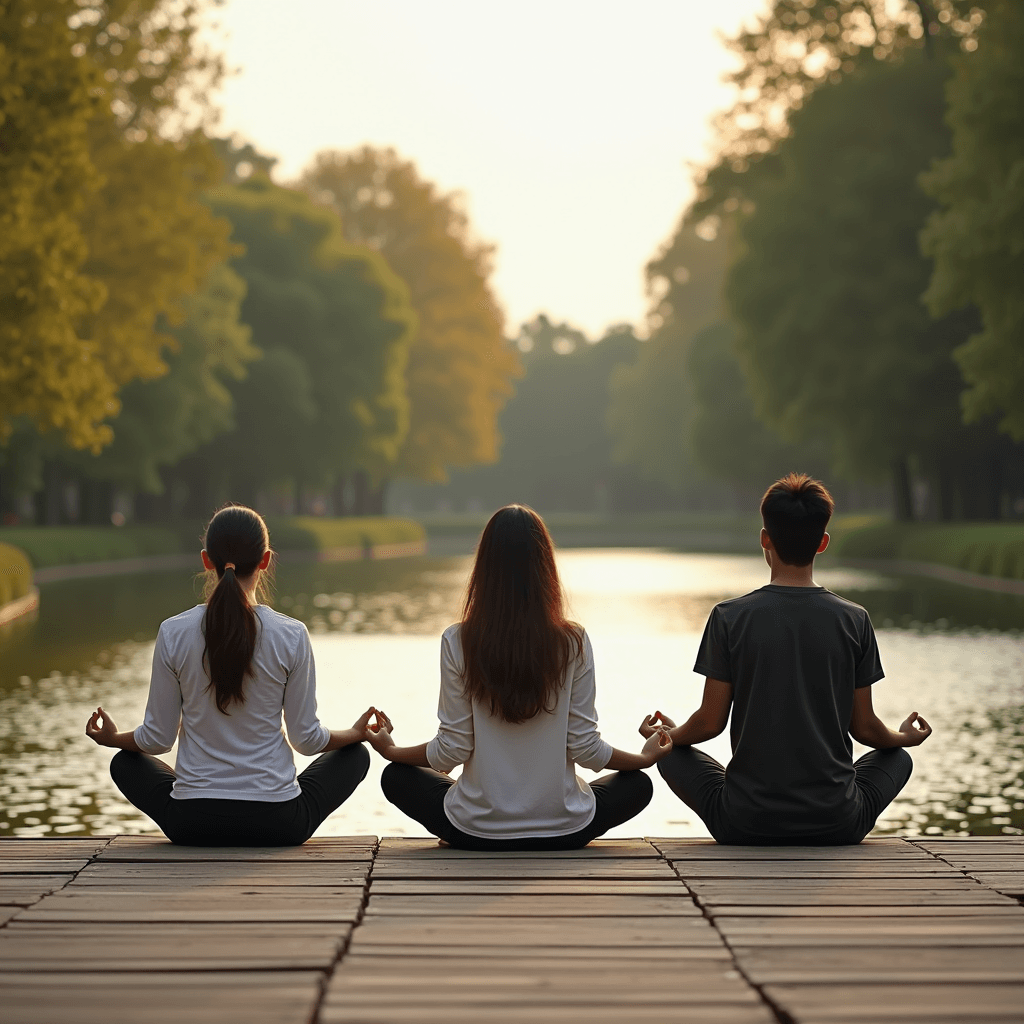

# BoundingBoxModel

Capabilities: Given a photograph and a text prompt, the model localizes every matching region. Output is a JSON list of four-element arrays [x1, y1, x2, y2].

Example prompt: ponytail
[[201, 505, 272, 714]]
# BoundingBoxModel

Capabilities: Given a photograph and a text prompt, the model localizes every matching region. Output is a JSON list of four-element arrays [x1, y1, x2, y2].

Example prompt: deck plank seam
[[908, 839, 1024, 908], [648, 839, 793, 1024], [309, 836, 380, 1024], [0, 837, 115, 931]]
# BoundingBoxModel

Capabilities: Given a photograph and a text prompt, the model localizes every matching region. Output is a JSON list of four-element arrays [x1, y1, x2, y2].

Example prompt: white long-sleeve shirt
[[425, 623, 613, 839], [133, 605, 330, 801]]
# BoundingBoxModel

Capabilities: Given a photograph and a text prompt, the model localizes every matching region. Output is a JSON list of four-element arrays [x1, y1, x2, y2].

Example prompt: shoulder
[[255, 605, 311, 645], [818, 589, 874, 626], [157, 605, 205, 641]]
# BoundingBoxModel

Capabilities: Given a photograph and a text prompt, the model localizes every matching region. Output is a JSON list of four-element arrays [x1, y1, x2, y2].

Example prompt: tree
[[299, 147, 520, 485], [687, 322, 830, 486], [0, 0, 232, 452], [725, 52, 1014, 518], [693, 0, 983, 222], [182, 176, 416, 510], [606, 221, 730, 490], [921, 0, 1024, 440]]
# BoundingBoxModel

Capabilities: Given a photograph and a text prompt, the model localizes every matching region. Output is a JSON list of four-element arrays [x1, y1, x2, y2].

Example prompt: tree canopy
[[0, 0, 232, 452], [185, 176, 417, 503], [921, 0, 1024, 440], [299, 147, 520, 483]]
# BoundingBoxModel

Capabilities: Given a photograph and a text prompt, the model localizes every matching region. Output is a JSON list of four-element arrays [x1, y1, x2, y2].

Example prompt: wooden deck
[[0, 836, 1021, 1023]]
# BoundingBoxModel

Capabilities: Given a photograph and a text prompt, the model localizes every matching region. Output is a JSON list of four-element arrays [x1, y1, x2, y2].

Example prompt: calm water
[[1, 549, 1022, 840]]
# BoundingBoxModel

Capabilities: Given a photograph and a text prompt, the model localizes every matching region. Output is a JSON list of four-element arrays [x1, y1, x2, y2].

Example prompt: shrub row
[[829, 521, 1024, 581]]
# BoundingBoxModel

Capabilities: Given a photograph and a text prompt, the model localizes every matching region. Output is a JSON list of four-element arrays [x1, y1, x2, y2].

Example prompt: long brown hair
[[202, 505, 272, 714], [459, 505, 583, 724]]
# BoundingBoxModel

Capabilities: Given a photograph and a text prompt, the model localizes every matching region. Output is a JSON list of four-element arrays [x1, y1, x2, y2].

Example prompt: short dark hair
[[760, 473, 835, 567]]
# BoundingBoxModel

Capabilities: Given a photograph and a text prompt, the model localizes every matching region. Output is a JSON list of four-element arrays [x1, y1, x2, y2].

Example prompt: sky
[[208, 0, 768, 338]]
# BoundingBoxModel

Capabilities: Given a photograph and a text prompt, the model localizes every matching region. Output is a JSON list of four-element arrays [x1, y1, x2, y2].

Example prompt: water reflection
[[1, 549, 1021, 839]]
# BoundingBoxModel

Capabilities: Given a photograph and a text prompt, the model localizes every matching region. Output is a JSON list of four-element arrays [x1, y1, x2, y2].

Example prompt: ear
[[759, 527, 772, 551], [817, 532, 830, 554], [258, 549, 273, 571], [201, 549, 215, 572]]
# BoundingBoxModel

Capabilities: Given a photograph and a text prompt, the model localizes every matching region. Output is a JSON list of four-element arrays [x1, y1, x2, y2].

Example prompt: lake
[[1, 548, 1022, 840]]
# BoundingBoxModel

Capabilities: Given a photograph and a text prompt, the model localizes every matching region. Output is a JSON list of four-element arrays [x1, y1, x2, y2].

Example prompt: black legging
[[657, 745, 913, 845], [380, 763, 653, 851], [109, 743, 371, 846]]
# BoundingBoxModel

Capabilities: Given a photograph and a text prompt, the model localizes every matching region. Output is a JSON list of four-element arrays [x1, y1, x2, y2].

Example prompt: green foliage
[[0, 517, 423, 570], [687, 322, 829, 485], [265, 516, 425, 552], [0, 541, 32, 605], [831, 520, 1024, 581], [0, 0, 232, 452], [607, 223, 730, 489], [299, 147, 520, 482], [726, 54, 969, 478], [66, 264, 258, 492], [695, 0, 982, 219], [921, 0, 1024, 440], [199, 177, 417, 491]]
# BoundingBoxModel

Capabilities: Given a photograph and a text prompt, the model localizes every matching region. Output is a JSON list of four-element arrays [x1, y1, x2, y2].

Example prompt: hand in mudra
[[85, 707, 118, 747], [365, 709, 395, 753], [639, 711, 676, 738]]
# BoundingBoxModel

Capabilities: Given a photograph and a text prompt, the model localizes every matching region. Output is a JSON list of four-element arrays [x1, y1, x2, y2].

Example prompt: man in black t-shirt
[[641, 473, 932, 844]]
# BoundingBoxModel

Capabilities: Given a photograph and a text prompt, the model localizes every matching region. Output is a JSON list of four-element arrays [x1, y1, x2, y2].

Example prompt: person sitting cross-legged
[[643, 473, 932, 845]]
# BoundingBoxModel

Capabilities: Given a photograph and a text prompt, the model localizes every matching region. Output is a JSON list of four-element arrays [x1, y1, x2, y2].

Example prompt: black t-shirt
[[694, 584, 884, 837]]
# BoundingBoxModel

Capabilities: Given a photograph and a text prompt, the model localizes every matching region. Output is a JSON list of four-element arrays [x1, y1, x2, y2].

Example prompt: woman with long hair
[[368, 504, 672, 850], [85, 505, 373, 846]]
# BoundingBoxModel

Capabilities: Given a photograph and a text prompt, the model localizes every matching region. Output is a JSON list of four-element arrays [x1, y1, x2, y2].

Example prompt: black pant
[[657, 746, 913, 845], [380, 763, 653, 851], [109, 744, 371, 846]]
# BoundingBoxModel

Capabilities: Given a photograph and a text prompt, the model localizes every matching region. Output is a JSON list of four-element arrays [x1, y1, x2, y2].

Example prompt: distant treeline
[[2, 1, 1022, 526], [405, 1, 1022, 521]]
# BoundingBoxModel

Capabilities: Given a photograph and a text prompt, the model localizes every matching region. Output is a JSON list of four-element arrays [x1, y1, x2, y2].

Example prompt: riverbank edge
[[0, 517, 426, 591], [828, 520, 1024, 593]]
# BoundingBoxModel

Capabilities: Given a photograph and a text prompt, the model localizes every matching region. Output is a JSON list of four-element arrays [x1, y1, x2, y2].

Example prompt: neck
[[769, 560, 817, 587]]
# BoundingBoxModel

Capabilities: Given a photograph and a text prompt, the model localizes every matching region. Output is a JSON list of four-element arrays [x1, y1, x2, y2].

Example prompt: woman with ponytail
[[367, 504, 672, 850], [85, 505, 373, 846]]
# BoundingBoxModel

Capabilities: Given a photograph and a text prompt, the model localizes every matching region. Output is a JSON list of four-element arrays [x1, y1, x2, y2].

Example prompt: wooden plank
[[0, 971, 322, 1024], [764, 982, 1024, 1022], [0, 923, 348, 971], [705, 904, 1024, 917], [17, 892, 363, 923], [371, 860, 677, 879], [664, 863, 956, 878], [376, 838, 659, 859], [320, 1007, 775, 1024], [714, 916, 1024, 946], [70, 872, 369, 887], [0, 861, 92, 874], [364, 895, 701, 917], [686, 877, 983, 891], [0, 840, 110, 857], [368, 880, 688, 896], [0, 877, 73, 906], [695, 890, 1010, 907], [0, 907, 19, 925], [347, 944, 733, 960], [47, 884, 364, 897], [651, 839, 924, 858], [351, 915, 723, 946], [75, 864, 372, 880], [96, 836, 376, 861], [735, 945, 1024, 984]]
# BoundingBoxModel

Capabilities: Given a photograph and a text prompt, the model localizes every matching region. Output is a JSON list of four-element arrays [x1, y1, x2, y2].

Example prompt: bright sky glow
[[209, 0, 768, 336]]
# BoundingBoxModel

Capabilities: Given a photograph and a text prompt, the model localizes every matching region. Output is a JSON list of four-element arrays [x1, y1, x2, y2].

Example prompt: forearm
[[378, 742, 432, 767], [669, 712, 723, 747], [851, 722, 908, 749], [321, 728, 367, 752], [108, 730, 143, 752], [604, 747, 655, 771]]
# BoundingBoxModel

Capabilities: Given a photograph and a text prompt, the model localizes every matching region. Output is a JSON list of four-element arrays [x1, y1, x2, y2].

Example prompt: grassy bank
[[828, 519, 1024, 581], [0, 517, 425, 572], [0, 542, 33, 605]]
